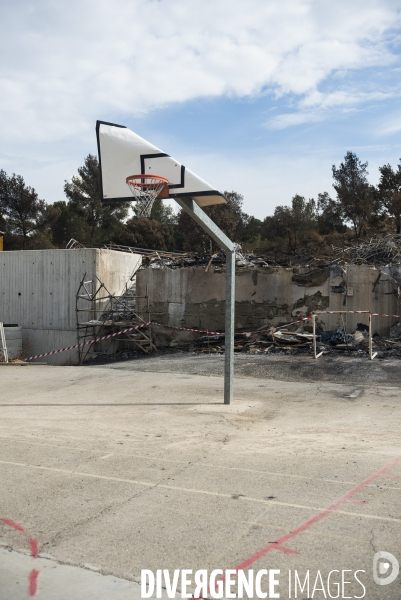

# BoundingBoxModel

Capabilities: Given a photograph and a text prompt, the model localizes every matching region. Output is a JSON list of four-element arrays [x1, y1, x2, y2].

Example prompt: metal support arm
[[175, 198, 236, 253], [175, 197, 236, 404]]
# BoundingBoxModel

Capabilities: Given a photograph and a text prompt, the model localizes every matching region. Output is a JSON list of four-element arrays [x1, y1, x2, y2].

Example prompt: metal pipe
[[175, 197, 236, 404], [224, 251, 235, 404], [369, 313, 377, 360], [174, 198, 236, 254], [0, 322, 9, 363], [312, 314, 322, 359], [312, 314, 317, 358]]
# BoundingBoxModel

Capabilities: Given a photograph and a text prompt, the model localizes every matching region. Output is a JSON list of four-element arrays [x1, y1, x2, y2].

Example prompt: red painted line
[[29, 569, 39, 596], [1, 519, 39, 595], [0, 518, 25, 533], [198, 454, 401, 599], [29, 538, 38, 558], [232, 454, 401, 572]]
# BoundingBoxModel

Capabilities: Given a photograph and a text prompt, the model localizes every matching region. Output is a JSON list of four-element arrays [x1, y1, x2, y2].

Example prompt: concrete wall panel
[[23, 329, 79, 365], [0, 249, 142, 364], [137, 264, 401, 337]]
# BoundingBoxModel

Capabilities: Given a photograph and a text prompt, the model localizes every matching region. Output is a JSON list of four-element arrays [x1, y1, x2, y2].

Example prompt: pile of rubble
[[142, 251, 270, 270], [68, 234, 401, 270], [140, 234, 401, 270], [331, 234, 401, 266], [90, 321, 401, 363], [190, 322, 401, 358], [193, 328, 311, 353]]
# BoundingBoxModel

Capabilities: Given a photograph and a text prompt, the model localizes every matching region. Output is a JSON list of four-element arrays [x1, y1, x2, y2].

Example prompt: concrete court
[[0, 363, 400, 599]]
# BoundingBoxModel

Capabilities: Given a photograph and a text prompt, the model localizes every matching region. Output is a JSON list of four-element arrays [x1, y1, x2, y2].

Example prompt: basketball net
[[133, 197, 157, 218], [126, 175, 169, 218]]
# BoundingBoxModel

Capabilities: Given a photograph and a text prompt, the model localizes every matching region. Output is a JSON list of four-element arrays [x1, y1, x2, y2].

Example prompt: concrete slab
[[0, 363, 400, 599], [0, 547, 167, 599], [94, 351, 401, 387]]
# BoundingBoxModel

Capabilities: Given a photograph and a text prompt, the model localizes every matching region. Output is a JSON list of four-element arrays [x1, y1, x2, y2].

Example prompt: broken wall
[[137, 264, 401, 339], [0, 249, 142, 364]]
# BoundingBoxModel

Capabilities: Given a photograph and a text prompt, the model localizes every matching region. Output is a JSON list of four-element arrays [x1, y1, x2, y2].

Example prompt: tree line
[[1, 151, 400, 253]]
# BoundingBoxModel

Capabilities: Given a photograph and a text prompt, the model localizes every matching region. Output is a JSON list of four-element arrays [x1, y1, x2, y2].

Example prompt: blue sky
[[1, 0, 401, 219]]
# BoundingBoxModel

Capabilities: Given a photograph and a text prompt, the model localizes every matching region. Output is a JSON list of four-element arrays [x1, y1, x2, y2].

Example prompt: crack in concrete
[[41, 454, 206, 556], [0, 545, 141, 584], [369, 529, 377, 554]]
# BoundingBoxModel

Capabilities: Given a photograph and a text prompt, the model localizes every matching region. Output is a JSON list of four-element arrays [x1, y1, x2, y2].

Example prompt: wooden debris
[[331, 234, 401, 266]]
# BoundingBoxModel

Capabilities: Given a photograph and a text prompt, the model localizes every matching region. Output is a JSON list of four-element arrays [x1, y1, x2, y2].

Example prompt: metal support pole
[[369, 313, 377, 360], [312, 314, 322, 359], [312, 314, 317, 358], [174, 198, 236, 254], [0, 322, 9, 363], [224, 251, 235, 404], [174, 197, 237, 404]]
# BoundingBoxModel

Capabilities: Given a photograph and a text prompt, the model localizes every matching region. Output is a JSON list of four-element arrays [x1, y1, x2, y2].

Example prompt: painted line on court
[[0, 519, 24, 533], [198, 454, 401, 597], [29, 539, 39, 558], [1, 438, 401, 490], [29, 570, 40, 596], [229, 454, 401, 570], [196, 456, 401, 600], [0, 519, 39, 596], [292, 426, 401, 438], [0, 459, 400, 524]]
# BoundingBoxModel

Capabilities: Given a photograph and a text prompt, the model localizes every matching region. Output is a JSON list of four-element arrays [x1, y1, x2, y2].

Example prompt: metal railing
[[66, 239, 189, 259]]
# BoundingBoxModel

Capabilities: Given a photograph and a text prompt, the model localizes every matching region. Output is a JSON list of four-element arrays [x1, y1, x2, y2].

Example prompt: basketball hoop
[[126, 175, 169, 218]]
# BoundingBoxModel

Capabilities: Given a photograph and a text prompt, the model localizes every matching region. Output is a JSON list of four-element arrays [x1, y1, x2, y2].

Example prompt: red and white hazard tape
[[151, 323, 223, 335], [314, 310, 371, 315], [315, 310, 401, 318], [23, 310, 401, 362], [152, 316, 316, 334], [24, 323, 150, 361], [371, 312, 401, 318], [152, 317, 313, 334], [23, 319, 294, 362]]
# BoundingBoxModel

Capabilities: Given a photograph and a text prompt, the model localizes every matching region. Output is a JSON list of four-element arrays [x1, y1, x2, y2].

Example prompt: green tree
[[47, 201, 91, 247], [377, 161, 401, 233], [262, 205, 294, 248], [291, 194, 317, 239], [316, 192, 345, 234], [0, 170, 47, 249], [64, 154, 128, 243], [332, 152, 378, 238], [120, 216, 177, 250], [148, 198, 177, 224], [261, 195, 317, 252], [236, 213, 263, 246]]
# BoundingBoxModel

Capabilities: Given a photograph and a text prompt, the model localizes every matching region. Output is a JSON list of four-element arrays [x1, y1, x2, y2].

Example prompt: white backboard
[[96, 121, 226, 207]]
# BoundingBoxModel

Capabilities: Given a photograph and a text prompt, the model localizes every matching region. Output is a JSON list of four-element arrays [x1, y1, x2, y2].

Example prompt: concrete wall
[[0, 249, 142, 364], [137, 264, 401, 338]]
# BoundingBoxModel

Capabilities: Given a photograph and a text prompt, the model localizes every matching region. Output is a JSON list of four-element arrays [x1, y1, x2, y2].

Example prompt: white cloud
[[267, 89, 397, 129], [267, 111, 325, 129], [0, 0, 399, 144], [377, 108, 401, 136], [0, 0, 400, 215]]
